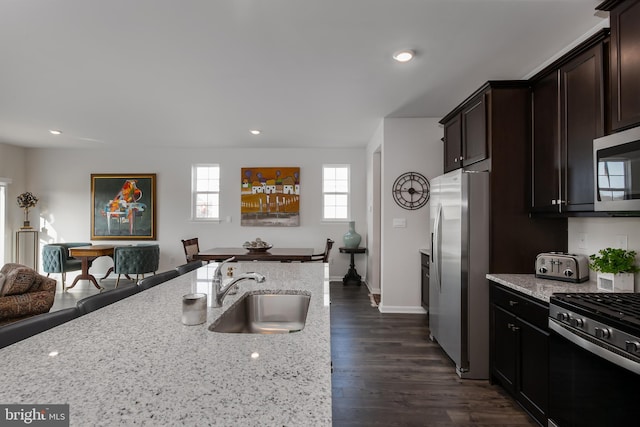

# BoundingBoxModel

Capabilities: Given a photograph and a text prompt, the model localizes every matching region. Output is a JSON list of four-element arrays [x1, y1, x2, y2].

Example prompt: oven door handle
[[549, 319, 640, 375]]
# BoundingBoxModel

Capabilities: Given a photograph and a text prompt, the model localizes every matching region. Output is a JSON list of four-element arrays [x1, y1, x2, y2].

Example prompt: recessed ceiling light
[[249, 130, 261, 135], [49, 129, 62, 135], [392, 50, 415, 63]]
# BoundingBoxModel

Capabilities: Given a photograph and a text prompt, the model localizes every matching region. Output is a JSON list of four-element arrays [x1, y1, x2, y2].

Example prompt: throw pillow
[[3, 267, 37, 296]]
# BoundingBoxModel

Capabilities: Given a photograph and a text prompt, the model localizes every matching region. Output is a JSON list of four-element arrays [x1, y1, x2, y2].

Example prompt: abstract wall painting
[[241, 167, 300, 226], [91, 173, 156, 239]]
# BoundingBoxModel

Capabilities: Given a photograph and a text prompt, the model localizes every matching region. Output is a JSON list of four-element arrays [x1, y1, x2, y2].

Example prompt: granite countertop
[[0, 262, 332, 426], [486, 273, 601, 302]]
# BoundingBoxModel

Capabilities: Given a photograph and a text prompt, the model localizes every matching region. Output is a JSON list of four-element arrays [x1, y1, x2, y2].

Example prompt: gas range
[[549, 293, 640, 373]]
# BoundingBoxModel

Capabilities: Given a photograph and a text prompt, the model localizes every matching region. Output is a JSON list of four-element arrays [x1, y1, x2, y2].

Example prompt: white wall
[[370, 117, 443, 313], [365, 121, 383, 293], [568, 217, 640, 287], [23, 146, 367, 279], [0, 143, 27, 264]]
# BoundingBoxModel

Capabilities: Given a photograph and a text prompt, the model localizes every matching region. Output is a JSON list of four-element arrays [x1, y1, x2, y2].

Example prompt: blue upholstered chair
[[42, 243, 92, 290], [113, 244, 160, 287]]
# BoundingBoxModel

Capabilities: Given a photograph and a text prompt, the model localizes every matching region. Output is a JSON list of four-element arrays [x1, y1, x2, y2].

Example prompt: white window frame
[[0, 178, 11, 264], [322, 164, 350, 221], [191, 164, 220, 221]]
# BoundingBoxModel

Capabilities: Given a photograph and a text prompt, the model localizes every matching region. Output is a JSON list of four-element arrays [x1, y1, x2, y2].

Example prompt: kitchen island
[[0, 262, 332, 426]]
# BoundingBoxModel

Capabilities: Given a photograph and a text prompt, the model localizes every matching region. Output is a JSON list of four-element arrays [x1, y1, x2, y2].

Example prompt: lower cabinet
[[490, 282, 549, 426], [421, 253, 429, 311]]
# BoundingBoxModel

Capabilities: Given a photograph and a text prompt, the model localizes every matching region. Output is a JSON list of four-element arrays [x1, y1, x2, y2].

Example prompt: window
[[0, 178, 10, 264], [323, 165, 350, 220], [598, 160, 627, 201], [192, 165, 220, 220]]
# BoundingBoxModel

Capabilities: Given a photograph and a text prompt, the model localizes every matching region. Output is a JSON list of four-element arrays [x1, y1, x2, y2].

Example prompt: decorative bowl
[[245, 245, 273, 253]]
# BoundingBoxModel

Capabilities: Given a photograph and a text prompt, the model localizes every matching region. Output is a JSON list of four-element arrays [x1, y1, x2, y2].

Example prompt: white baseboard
[[378, 304, 426, 314]]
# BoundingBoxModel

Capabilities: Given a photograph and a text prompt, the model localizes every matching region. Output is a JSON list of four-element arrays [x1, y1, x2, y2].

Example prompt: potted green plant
[[589, 248, 639, 292]]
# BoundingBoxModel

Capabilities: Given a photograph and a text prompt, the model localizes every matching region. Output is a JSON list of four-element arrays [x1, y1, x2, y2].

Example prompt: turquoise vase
[[343, 221, 361, 248]]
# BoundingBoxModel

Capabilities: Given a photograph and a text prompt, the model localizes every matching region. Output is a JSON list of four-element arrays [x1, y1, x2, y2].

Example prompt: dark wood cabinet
[[530, 30, 608, 213], [420, 252, 429, 311], [440, 81, 567, 273], [441, 92, 487, 172], [598, 0, 640, 131], [461, 93, 487, 167], [443, 115, 462, 172], [490, 282, 549, 426], [531, 71, 560, 212]]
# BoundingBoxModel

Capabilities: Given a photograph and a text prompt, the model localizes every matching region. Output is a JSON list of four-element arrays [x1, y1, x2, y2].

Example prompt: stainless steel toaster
[[535, 252, 590, 283]]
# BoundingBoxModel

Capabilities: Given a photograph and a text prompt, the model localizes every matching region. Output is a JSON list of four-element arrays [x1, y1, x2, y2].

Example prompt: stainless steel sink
[[209, 291, 311, 334]]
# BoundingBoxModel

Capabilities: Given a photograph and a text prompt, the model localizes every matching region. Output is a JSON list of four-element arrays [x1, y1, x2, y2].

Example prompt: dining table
[[67, 245, 117, 290], [195, 247, 314, 262]]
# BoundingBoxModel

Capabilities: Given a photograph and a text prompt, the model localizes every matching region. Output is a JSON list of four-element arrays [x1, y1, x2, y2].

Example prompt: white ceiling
[[0, 0, 607, 150]]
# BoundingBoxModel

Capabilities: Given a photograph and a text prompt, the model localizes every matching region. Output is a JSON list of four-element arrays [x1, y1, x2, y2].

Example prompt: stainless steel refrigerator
[[429, 169, 490, 379]]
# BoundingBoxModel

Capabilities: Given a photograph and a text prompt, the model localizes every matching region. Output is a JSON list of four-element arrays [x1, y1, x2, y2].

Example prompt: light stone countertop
[[486, 273, 600, 302], [0, 262, 332, 426]]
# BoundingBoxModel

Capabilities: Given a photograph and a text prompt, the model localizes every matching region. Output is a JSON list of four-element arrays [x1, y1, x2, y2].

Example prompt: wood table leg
[[99, 267, 113, 281], [66, 256, 102, 290], [343, 253, 362, 286]]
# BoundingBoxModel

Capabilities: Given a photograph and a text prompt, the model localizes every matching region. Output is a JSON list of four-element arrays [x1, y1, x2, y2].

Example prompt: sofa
[[42, 242, 92, 289], [0, 263, 57, 326]]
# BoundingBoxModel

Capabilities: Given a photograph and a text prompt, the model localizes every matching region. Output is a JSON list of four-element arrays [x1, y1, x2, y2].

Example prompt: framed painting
[[241, 167, 300, 226], [91, 173, 157, 240]]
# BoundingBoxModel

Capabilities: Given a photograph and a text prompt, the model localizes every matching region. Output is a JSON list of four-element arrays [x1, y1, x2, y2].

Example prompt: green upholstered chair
[[113, 244, 160, 287], [42, 242, 92, 290]]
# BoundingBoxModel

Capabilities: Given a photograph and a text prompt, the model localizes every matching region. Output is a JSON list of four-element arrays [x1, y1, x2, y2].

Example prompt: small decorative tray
[[245, 245, 273, 253]]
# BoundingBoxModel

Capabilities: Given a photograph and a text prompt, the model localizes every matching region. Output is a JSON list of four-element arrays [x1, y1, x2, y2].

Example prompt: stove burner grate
[[552, 293, 640, 328]]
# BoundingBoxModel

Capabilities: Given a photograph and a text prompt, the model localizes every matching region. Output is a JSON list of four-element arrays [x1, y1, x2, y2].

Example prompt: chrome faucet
[[212, 257, 266, 307]]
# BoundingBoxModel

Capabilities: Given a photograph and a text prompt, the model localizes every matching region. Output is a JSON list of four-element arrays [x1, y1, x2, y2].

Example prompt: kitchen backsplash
[[568, 217, 640, 283]]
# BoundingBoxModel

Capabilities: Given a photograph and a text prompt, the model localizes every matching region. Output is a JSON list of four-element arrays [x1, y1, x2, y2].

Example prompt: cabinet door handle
[[509, 300, 518, 307], [454, 157, 459, 163], [512, 326, 520, 332]]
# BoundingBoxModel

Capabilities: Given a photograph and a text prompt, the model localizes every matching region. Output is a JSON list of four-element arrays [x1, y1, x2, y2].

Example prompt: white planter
[[596, 272, 634, 292]]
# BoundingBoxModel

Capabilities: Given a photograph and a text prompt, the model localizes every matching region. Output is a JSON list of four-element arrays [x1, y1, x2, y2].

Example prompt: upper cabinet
[[441, 92, 487, 173], [440, 85, 498, 173], [598, 0, 640, 131], [443, 114, 463, 172], [530, 30, 608, 213]]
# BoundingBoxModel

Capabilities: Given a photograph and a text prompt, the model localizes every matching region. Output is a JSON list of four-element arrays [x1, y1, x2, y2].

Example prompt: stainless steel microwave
[[594, 126, 640, 212]]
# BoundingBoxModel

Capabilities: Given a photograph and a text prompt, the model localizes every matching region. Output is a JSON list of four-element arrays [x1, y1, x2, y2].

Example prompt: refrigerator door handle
[[432, 203, 443, 292]]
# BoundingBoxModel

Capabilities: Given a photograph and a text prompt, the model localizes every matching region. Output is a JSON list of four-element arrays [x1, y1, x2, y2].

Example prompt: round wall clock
[[392, 172, 430, 210]]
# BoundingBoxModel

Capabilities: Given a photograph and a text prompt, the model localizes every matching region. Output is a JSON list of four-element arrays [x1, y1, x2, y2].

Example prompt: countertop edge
[[486, 273, 600, 303]]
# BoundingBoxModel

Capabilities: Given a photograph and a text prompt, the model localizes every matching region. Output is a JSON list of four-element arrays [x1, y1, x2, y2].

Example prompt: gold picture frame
[[91, 173, 157, 240]]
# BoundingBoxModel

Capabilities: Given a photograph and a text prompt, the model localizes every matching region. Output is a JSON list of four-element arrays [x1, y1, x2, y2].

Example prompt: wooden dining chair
[[308, 238, 335, 262], [181, 238, 200, 262]]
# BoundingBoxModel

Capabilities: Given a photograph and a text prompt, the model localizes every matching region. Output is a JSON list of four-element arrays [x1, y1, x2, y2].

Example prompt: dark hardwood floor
[[330, 283, 538, 427]]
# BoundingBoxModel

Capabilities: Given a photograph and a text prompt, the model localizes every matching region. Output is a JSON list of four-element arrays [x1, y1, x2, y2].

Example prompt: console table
[[339, 247, 366, 286], [15, 230, 39, 270]]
